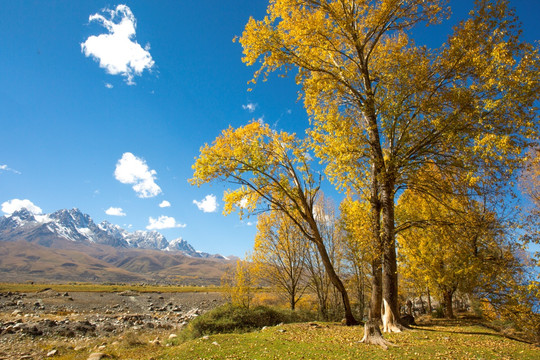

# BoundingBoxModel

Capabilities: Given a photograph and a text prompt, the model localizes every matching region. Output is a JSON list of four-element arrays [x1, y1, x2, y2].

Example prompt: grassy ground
[[39, 318, 538, 359], [0, 282, 225, 293]]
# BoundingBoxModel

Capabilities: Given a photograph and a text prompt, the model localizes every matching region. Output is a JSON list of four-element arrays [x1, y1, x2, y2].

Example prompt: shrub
[[182, 304, 314, 339], [433, 305, 445, 318]]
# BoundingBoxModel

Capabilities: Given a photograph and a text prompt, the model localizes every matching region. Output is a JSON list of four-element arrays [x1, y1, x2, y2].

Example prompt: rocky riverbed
[[0, 289, 225, 359]]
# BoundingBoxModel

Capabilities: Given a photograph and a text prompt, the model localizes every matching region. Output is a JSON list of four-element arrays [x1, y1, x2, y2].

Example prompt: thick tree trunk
[[360, 320, 395, 349], [443, 289, 455, 319], [381, 182, 403, 333], [369, 162, 383, 323], [370, 258, 382, 321]]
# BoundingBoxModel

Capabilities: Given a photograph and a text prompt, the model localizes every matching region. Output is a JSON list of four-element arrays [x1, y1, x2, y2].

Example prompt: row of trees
[[191, 0, 539, 344]]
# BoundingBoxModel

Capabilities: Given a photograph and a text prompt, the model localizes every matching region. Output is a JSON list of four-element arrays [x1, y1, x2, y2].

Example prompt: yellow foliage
[[221, 259, 256, 309]]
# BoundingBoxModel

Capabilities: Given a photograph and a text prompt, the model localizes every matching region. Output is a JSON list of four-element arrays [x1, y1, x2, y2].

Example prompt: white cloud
[[159, 200, 171, 208], [242, 103, 257, 113], [1, 199, 42, 215], [105, 83, 114, 89], [146, 215, 186, 230], [105, 207, 126, 216], [114, 152, 162, 198], [81, 5, 154, 85], [193, 194, 218, 213], [0, 164, 21, 175]]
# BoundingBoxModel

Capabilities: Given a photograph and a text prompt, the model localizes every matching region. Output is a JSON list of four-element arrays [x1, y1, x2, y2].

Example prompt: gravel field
[[0, 289, 226, 359]]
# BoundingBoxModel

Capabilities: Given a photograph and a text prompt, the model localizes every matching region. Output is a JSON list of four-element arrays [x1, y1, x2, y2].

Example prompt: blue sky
[[1, 1, 539, 257]]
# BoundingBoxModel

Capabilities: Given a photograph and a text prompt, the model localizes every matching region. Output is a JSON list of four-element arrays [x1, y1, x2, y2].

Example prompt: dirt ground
[[0, 289, 226, 359]]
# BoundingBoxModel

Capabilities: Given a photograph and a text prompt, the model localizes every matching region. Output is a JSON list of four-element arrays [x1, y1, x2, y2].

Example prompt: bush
[[182, 304, 314, 339], [433, 305, 445, 318]]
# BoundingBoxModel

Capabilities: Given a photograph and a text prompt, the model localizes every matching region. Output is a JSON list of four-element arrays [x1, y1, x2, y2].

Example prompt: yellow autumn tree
[[221, 259, 256, 309], [190, 121, 358, 325], [239, 0, 540, 337], [396, 164, 524, 319], [520, 147, 540, 257], [252, 211, 309, 310]]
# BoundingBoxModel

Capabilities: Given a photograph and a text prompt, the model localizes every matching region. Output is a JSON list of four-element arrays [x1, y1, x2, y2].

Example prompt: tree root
[[360, 320, 396, 350]]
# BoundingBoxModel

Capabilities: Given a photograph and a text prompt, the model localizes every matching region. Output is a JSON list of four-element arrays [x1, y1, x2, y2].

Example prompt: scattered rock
[[46, 349, 58, 357], [87, 353, 108, 360]]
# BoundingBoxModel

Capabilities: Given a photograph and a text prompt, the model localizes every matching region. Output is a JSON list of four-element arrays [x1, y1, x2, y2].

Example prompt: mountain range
[[0, 208, 234, 284]]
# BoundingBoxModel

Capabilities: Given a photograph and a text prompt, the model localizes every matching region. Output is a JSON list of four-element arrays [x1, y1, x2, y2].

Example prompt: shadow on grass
[[412, 316, 534, 345]]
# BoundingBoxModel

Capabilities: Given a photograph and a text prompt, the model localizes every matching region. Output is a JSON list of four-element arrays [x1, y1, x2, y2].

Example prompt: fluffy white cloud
[[242, 103, 257, 113], [159, 200, 171, 208], [193, 194, 218, 213], [146, 215, 186, 230], [105, 207, 126, 216], [0, 164, 21, 174], [114, 152, 162, 198], [1, 199, 42, 215], [105, 83, 114, 89], [81, 5, 154, 85]]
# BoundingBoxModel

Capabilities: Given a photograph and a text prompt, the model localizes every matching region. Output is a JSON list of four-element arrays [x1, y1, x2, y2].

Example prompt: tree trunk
[[313, 240, 359, 325], [369, 162, 383, 323], [360, 320, 395, 349], [370, 258, 382, 321], [443, 289, 455, 319], [418, 294, 425, 314], [427, 287, 433, 315], [381, 182, 403, 333]]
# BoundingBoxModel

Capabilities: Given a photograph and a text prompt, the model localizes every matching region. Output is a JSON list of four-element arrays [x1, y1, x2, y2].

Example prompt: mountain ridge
[[0, 208, 235, 284], [0, 207, 225, 260]]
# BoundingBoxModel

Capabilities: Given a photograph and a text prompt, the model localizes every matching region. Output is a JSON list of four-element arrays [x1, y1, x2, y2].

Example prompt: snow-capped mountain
[[0, 208, 215, 257]]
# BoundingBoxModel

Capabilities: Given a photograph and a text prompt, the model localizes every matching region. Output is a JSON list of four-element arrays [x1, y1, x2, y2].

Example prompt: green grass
[[160, 320, 539, 360], [21, 317, 540, 359], [0, 282, 225, 293]]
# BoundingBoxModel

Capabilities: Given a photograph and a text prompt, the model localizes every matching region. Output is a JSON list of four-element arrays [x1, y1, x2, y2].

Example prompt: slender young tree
[[253, 211, 309, 310]]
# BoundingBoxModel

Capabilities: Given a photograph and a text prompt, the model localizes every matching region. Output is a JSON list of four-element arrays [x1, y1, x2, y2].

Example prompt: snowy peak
[[125, 230, 168, 250], [0, 207, 217, 258], [0, 208, 37, 229], [11, 208, 36, 222], [166, 237, 196, 253]]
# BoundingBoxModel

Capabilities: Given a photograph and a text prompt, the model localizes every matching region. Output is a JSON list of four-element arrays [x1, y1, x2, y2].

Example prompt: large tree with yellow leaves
[[239, 0, 539, 333]]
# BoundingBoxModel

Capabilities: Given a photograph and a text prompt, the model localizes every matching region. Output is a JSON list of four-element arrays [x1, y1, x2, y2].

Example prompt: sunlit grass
[[157, 321, 538, 360]]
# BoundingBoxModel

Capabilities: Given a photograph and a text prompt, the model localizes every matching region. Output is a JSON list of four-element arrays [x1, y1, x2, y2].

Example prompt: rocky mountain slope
[[0, 208, 233, 284]]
